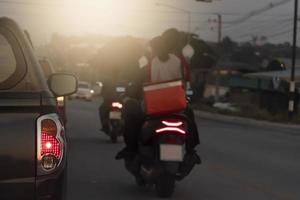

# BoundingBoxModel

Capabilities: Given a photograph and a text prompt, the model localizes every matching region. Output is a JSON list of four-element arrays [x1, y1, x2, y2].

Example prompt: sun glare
[[62, 0, 134, 34]]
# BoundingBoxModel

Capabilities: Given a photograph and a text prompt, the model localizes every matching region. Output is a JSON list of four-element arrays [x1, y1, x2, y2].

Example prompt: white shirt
[[151, 54, 182, 83]]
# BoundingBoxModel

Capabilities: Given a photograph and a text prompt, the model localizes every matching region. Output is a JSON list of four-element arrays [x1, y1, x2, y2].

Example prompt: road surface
[[66, 99, 300, 200]]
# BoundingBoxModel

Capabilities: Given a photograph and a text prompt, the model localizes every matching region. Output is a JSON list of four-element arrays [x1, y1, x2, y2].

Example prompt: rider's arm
[[178, 55, 192, 90], [179, 54, 191, 83], [146, 60, 152, 83]]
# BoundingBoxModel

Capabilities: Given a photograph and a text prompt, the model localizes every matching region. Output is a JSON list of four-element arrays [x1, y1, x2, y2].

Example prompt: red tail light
[[37, 114, 64, 174], [156, 120, 186, 135], [162, 120, 183, 127], [41, 119, 57, 135], [112, 102, 123, 109], [156, 127, 186, 135], [41, 132, 61, 158]]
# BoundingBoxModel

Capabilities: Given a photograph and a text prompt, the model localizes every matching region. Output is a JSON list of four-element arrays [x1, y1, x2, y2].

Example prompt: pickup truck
[[0, 17, 77, 200]]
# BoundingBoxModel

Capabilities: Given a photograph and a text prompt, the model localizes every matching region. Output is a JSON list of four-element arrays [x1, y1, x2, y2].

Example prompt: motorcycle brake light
[[162, 120, 183, 127], [112, 102, 123, 109], [155, 127, 186, 135]]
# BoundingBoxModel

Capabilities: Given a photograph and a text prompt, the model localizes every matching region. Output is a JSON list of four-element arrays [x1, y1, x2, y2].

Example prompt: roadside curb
[[194, 110, 300, 132]]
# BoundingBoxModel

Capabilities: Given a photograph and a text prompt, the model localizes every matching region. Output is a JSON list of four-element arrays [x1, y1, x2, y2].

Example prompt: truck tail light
[[37, 114, 65, 174], [41, 132, 61, 158]]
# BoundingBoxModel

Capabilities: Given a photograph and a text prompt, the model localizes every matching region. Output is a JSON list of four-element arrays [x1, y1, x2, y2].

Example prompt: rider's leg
[[184, 106, 200, 152], [116, 98, 143, 159], [99, 98, 110, 132]]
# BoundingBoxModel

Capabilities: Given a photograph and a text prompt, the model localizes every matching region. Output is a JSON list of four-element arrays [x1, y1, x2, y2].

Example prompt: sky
[[0, 0, 297, 45]]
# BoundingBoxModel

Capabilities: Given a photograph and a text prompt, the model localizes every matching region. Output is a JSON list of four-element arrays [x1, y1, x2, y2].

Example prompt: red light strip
[[112, 102, 123, 109], [162, 121, 183, 127], [41, 132, 61, 158], [156, 127, 186, 134]]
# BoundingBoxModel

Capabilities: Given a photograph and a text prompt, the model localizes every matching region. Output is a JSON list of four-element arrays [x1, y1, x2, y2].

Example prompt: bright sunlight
[[61, 0, 137, 34]]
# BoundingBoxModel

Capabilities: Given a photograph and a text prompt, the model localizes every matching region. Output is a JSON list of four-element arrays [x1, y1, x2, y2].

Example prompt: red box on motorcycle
[[143, 80, 187, 115]]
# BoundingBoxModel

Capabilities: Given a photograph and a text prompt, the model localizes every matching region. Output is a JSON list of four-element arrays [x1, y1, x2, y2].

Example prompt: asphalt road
[[66, 99, 300, 200]]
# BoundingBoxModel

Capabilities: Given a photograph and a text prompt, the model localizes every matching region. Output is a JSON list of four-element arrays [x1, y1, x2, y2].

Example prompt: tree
[[231, 42, 262, 65], [221, 36, 237, 55], [161, 28, 216, 69], [266, 59, 286, 71], [188, 34, 216, 69], [48, 33, 69, 70], [90, 36, 143, 82]]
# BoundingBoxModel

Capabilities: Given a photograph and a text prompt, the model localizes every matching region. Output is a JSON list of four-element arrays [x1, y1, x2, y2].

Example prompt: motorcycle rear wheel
[[110, 132, 117, 143], [155, 174, 175, 198], [109, 124, 117, 143]]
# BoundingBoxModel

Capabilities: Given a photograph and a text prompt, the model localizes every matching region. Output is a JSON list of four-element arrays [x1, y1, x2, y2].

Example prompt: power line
[[139, 10, 293, 17], [223, 14, 296, 40], [230, 18, 293, 39], [0, 0, 296, 41], [267, 28, 293, 39], [0, 1, 295, 18], [234, 22, 293, 40], [226, 0, 293, 25], [224, 18, 291, 40], [224, 16, 292, 30], [0, 0, 59, 6], [238, 26, 299, 42]]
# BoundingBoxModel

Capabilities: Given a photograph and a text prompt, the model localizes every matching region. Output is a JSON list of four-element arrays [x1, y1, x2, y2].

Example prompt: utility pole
[[289, 0, 298, 120], [197, 0, 221, 101], [209, 14, 222, 102], [217, 14, 222, 45], [215, 14, 222, 102]]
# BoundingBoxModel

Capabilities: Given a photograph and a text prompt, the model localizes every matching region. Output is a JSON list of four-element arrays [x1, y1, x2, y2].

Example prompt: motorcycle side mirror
[[182, 44, 195, 59], [139, 56, 149, 69]]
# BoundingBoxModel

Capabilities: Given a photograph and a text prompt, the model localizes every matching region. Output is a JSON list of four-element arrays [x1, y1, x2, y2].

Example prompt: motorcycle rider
[[162, 28, 200, 151], [99, 72, 131, 133], [117, 36, 200, 161], [162, 28, 192, 87]]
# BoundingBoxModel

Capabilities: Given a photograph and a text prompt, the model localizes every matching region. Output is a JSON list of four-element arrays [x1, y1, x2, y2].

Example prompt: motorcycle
[[124, 112, 200, 198], [106, 86, 126, 143]]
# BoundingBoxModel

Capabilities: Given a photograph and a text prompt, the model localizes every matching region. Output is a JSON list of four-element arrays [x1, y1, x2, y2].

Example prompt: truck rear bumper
[[36, 166, 67, 200]]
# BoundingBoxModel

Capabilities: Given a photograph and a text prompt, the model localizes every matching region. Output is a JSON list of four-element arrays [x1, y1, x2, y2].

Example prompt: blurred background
[[3, 0, 300, 122]]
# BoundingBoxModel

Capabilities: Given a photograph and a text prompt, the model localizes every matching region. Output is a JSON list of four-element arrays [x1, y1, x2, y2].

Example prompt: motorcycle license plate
[[160, 144, 184, 162], [109, 111, 121, 119]]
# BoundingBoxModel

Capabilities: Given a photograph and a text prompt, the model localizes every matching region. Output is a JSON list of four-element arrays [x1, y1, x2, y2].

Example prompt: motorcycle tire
[[110, 133, 117, 143], [109, 123, 117, 143], [155, 174, 175, 198], [135, 176, 146, 187]]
